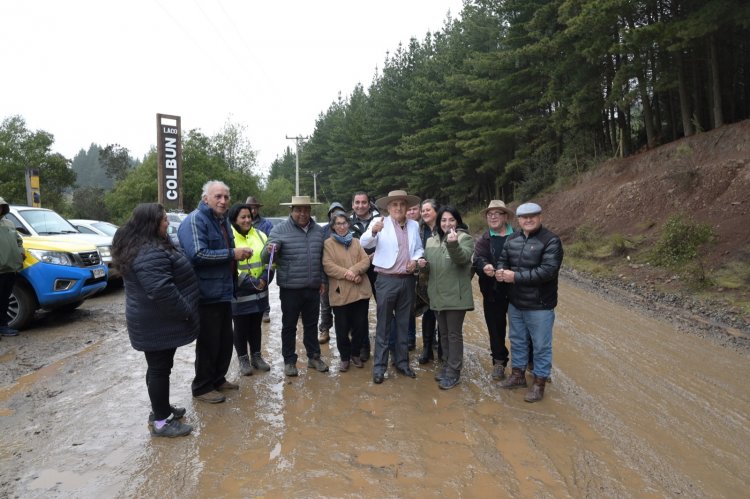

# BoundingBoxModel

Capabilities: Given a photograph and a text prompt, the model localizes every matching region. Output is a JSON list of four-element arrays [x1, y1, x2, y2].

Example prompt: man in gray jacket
[[262, 196, 329, 377]]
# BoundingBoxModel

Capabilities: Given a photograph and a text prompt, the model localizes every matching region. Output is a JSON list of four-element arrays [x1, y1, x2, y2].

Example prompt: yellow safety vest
[[232, 226, 267, 279]]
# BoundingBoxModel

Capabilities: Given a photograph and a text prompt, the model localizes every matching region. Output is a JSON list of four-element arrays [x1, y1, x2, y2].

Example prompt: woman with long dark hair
[[417, 199, 440, 364], [417, 205, 475, 390], [112, 203, 200, 437]]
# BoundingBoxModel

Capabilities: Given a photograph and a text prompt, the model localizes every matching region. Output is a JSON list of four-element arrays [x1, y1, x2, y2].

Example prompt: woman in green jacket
[[417, 205, 474, 390]]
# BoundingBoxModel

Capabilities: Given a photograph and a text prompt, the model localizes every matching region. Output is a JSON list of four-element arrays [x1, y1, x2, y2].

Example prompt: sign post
[[25, 168, 41, 207], [156, 114, 183, 210]]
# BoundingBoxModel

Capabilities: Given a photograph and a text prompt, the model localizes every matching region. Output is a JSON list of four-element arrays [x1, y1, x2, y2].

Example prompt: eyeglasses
[[486, 211, 505, 218], [333, 221, 349, 227]]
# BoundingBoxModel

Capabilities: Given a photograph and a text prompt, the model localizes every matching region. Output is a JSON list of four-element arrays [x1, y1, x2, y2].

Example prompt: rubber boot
[[418, 334, 434, 364], [524, 376, 547, 402], [499, 367, 527, 389], [238, 354, 253, 376]]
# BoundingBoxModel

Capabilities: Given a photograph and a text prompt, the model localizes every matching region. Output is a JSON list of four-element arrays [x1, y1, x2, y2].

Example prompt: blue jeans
[[508, 304, 554, 378]]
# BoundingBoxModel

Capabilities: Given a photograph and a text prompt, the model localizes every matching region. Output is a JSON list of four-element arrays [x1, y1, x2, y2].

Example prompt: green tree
[[100, 144, 133, 182], [0, 115, 75, 211]]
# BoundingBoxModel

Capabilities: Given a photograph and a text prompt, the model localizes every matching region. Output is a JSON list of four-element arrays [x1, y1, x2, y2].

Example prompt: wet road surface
[[0, 279, 748, 497]]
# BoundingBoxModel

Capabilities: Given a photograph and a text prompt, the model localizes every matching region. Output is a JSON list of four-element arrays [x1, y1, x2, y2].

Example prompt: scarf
[[332, 232, 353, 247]]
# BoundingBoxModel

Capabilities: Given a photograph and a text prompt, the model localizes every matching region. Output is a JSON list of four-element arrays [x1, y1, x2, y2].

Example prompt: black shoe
[[418, 348, 434, 364], [148, 405, 186, 426], [439, 376, 460, 390], [434, 369, 447, 382], [151, 417, 193, 438], [373, 372, 385, 384], [360, 346, 370, 362], [396, 366, 417, 378], [0, 326, 19, 337]]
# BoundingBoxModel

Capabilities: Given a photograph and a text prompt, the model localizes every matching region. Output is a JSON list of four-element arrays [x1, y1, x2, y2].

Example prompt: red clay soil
[[538, 119, 750, 267]]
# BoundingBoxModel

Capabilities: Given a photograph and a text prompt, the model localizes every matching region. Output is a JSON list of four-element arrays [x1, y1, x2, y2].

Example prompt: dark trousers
[[145, 348, 176, 421], [319, 288, 334, 332], [192, 302, 234, 396], [332, 299, 369, 361], [279, 287, 321, 364], [437, 310, 467, 377], [233, 312, 263, 357], [422, 308, 436, 346], [482, 288, 510, 366], [373, 274, 415, 374], [0, 272, 16, 327]]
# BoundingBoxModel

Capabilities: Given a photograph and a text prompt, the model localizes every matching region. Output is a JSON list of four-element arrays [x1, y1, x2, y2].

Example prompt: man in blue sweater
[[178, 181, 252, 404]]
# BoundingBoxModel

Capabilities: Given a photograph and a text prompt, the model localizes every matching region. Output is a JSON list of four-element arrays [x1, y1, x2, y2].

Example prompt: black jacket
[[496, 226, 563, 310], [124, 245, 200, 351], [473, 229, 509, 299]]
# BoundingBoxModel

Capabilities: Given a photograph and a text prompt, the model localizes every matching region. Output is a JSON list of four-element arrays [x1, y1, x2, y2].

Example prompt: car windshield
[[92, 222, 118, 236], [20, 210, 79, 235]]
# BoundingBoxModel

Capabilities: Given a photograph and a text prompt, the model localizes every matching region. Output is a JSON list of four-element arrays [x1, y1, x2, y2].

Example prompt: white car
[[69, 219, 119, 237], [7, 206, 119, 280]]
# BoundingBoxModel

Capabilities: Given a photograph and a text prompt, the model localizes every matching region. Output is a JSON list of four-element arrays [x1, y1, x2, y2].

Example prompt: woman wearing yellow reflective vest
[[229, 203, 275, 375]]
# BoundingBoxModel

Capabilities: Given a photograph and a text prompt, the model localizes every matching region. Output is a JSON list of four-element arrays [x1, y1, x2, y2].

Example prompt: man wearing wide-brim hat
[[494, 202, 564, 403], [261, 195, 329, 377], [361, 190, 424, 384]]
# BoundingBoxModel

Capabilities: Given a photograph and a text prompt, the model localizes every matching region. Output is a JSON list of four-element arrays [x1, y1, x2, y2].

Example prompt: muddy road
[[0, 277, 748, 498]]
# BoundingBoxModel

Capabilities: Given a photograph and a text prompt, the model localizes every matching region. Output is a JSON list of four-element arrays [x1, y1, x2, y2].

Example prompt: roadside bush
[[650, 215, 713, 284]]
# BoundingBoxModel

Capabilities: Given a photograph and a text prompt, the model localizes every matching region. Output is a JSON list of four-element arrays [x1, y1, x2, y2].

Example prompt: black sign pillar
[[156, 114, 183, 210]]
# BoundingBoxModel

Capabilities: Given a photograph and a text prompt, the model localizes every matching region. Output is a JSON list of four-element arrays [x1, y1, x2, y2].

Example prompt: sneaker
[[193, 390, 226, 404], [491, 364, 506, 381], [318, 329, 330, 344], [151, 417, 193, 438], [238, 354, 253, 376], [0, 326, 19, 337], [251, 352, 271, 371], [439, 376, 460, 390], [216, 380, 239, 391], [262, 311, 271, 323], [148, 405, 186, 426], [284, 363, 299, 377], [307, 356, 329, 373], [339, 360, 350, 372]]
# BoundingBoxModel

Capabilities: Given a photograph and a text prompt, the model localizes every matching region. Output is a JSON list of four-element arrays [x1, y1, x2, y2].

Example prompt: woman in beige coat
[[323, 213, 372, 371]]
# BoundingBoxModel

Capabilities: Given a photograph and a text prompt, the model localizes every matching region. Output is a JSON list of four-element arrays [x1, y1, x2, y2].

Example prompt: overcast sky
[[1, 0, 463, 176]]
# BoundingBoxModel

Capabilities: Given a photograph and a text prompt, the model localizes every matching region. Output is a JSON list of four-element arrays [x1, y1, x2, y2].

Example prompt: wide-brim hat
[[245, 196, 263, 207], [280, 195, 321, 206], [375, 190, 421, 213], [480, 200, 514, 217]]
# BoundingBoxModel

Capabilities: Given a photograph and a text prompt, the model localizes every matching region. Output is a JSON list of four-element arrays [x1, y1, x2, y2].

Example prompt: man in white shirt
[[361, 190, 424, 384]]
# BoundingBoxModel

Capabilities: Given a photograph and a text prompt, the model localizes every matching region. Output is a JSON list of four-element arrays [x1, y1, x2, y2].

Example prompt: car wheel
[[7, 283, 37, 330]]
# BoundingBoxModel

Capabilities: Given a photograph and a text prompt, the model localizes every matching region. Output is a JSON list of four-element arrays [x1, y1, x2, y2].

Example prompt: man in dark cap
[[246, 196, 273, 322], [495, 202, 563, 403]]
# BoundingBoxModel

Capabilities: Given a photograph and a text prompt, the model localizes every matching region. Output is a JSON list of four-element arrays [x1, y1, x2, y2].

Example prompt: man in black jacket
[[495, 202, 563, 402]]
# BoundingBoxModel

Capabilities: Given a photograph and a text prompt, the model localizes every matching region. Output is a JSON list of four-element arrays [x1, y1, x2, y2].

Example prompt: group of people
[[112, 180, 563, 438]]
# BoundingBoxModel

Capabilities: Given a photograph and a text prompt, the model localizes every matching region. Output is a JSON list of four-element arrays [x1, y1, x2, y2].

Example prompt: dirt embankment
[[536, 119, 750, 331]]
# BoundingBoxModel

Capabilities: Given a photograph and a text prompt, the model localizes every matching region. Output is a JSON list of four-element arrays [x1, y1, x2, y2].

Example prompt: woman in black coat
[[112, 203, 200, 438]]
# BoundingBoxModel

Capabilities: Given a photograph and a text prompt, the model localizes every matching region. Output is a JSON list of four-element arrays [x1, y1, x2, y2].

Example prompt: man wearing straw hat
[[262, 195, 329, 377], [361, 190, 424, 384]]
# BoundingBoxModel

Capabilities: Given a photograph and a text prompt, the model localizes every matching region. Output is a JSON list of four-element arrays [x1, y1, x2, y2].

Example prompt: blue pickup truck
[[6, 235, 108, 330]]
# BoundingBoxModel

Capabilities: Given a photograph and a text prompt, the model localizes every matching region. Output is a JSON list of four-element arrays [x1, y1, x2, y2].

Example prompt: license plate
[[93, 268, 105, 278]]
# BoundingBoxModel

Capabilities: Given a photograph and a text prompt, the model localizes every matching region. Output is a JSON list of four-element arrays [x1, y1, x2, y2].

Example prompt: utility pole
[[286, 135, 308, 195], [312, 172, 318, 202]]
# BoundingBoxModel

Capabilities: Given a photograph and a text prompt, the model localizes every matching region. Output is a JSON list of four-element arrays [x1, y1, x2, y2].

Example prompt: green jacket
[[423, 229, 474, 311], [0, 212, 24, 274]]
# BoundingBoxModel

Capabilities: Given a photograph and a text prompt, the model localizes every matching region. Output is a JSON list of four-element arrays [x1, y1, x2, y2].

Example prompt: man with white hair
[[495, 202, 563, 402], [361, 190, 424, 384], [178, 180, 253, 404]]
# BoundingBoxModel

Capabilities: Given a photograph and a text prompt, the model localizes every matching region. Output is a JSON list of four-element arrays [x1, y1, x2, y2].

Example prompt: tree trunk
[[708, 34, 724, 127], [676, 50, 694, 137]]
